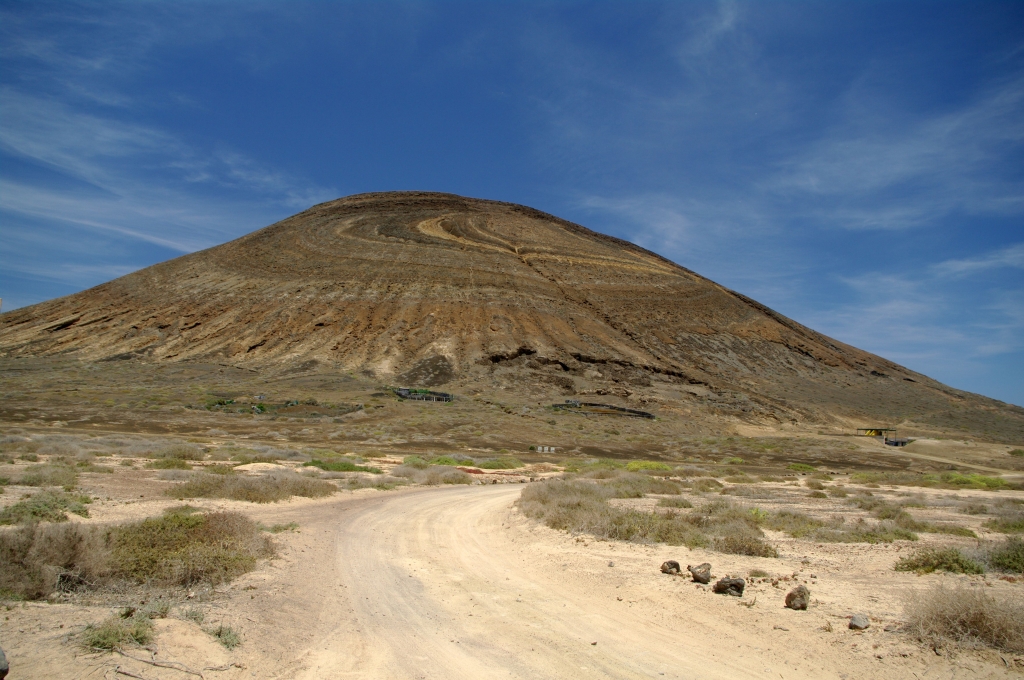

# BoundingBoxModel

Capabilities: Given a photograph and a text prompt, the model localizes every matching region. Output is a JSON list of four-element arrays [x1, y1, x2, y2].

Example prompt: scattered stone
[[608, 561, 614, 567], [712, 577, 745, 597], [785, 585, 810, 611], [687, 562, 712, 584], [660, 560, 681, 575], [849, 614, 870, 630]]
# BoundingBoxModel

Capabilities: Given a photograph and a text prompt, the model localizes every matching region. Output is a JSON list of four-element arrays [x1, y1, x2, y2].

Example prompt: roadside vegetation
[[0, 506, 273, 600]]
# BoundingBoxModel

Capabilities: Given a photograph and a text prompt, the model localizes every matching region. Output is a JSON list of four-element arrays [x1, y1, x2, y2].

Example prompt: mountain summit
[[2, 191, 1020, 433]]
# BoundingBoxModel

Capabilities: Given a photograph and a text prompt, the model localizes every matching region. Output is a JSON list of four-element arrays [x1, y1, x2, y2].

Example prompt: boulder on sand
[[712, 577, 745, 597], [687, 562, 712, 584], [785, 585, 810, 610], [660, 560, 682, 575], [849, 614, 870, 630]]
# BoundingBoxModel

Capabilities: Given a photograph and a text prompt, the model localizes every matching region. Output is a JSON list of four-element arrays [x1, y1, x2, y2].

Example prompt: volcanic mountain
[[2, 191, 1021, 435]]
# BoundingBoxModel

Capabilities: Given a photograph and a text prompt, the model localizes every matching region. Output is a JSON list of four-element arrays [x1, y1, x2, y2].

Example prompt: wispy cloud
[[933, 243, 1024, 277]]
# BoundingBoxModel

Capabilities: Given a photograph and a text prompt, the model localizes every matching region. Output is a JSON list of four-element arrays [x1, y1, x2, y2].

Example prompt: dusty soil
[[5, 482, 1023, 680]]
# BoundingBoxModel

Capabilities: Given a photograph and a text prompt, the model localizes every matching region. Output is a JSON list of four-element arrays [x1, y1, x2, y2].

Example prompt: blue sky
[[1, 1, 1022, 406]]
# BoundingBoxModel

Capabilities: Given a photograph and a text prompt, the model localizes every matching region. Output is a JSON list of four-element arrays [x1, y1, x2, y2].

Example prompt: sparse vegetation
[[517, 478, 777, 556], [82, 611, 153, 650], [983, 513, 1024, 534], [165, 471, 336, 503], [477, 456, 525, 469], [391, 465, 472, 485], [894, 547, 984, 574], [787, 463, 815, 472], [1009, 449, 1024, 457], [18, 462, 78, 488], [904, 585, 1024, 652], [658, 496, 693, 508], [145, 458, 192, 470]]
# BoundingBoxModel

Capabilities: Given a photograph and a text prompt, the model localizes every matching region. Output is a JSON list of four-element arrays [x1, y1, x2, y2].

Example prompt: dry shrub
[[517, 480, 707, 547], [986, 536, 1024, 573], [0, 507, 274, 599], [0, 521, 111, 599], [155, 444, 205, 461], [391, 465, 472, 485], [18, 463, 78, 488], [165, 471, 336, 503], [904, 584, 1024, 652], [146, 458, 191, 470]]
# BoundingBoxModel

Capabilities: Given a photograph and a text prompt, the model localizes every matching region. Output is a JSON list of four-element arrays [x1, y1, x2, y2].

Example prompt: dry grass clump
[[658, 496, 693, 508], [603, 472, 680, 498], [0, 490, 91, 524], [342, 475, 408, 491], [146, 458, 192, 470], [904, 585, 1024, 652], [984, 512, 1024, 534], [894, 548, 984, 574], [165, 471, 336, 503], [0, 507, 274, 600], [391, 465, 472, 485]]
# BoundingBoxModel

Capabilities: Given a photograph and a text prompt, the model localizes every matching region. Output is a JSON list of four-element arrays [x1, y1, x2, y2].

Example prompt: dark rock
[[712, 577, 745, 597], [687, 562, 712, 584], [785, 585, 810, 610], [0, 645, 7, 680], [660, 560, 681, 575], [849, 614, 870, 630]]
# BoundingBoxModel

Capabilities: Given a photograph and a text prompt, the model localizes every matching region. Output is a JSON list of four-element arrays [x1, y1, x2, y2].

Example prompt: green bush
[[304, 459, 382, 474], [402, 456, 429, 469], [987, 537, 1024, 573], [787, 463, 816, 472], [429, 456, 459, 466], [658, 496, 693, 508], [895, 547, 984, 574], [1009, 449, 1024, 457], [112, 507, 273, 586], [0, 490, 91, 524], [625, 461, 671, 472]]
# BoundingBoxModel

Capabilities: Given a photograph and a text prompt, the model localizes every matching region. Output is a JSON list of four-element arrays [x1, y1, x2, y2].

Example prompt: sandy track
[[281, 485, 752, 680], [260, 485, 983, 680]]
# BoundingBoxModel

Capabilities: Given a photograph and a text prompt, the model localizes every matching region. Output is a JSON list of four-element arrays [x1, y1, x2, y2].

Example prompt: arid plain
[[2, 193, 1023, 679]]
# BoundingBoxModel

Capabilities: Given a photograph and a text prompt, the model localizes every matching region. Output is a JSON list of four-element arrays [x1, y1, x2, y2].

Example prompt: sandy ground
[[5, 483, 1023, 680]]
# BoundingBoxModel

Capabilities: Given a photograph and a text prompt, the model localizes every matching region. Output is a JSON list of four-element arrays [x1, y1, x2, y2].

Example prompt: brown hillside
[[1, 191, 1021, 436]]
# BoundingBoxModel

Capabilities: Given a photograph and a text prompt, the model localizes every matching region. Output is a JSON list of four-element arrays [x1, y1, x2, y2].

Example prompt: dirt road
[[245, 484, 993, 680], [10, 483, 1018, 679]]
